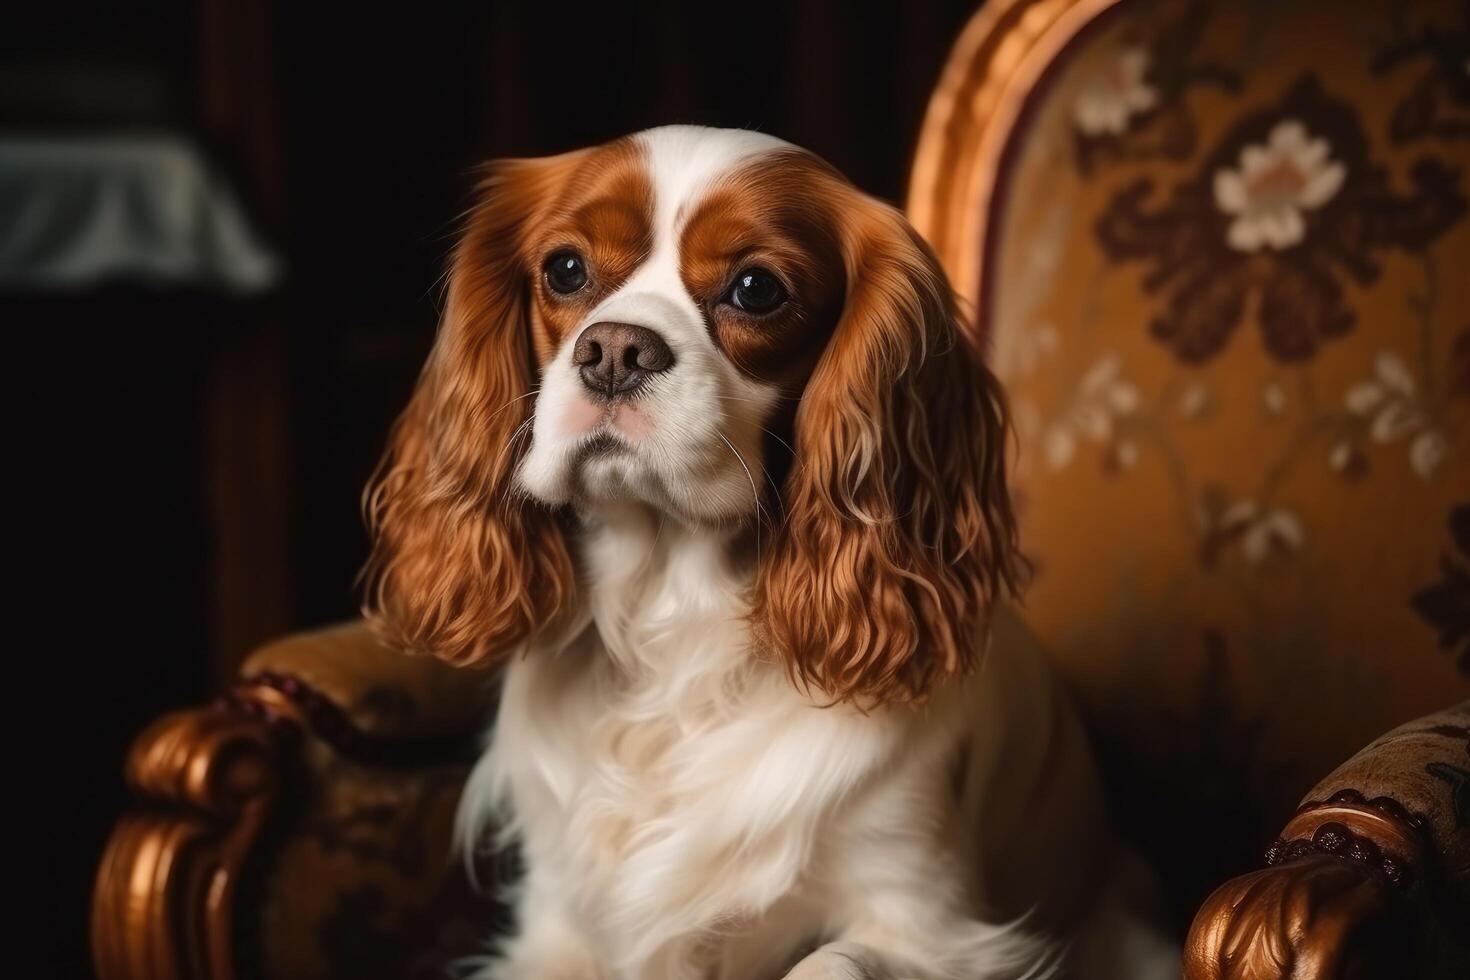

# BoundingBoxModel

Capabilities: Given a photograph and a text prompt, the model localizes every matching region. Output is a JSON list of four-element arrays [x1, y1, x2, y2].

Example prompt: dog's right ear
[[363, 154, 585, 666]]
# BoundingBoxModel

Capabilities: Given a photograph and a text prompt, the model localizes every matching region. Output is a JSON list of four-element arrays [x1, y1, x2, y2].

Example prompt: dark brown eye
[[544, 251, 588, 294], [726, 268, 787, 314]]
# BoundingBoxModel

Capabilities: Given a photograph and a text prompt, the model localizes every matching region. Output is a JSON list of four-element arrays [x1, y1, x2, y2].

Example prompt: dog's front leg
[[486, 925, 604, 980], [471, 866, 607, 980], [779, 913, 1053, 980], [782, 941, 905, 980]]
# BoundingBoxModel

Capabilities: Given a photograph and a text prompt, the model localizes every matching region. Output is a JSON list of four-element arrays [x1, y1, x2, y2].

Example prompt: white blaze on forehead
[[635, 125, 793, 242], [586, 126, 791, 331]]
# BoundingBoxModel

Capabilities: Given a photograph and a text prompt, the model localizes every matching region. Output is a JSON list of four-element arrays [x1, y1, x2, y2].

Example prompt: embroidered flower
[[1097, 74, 1466, 364], [1177, 381, 1212, 420], [1343, 350, 1450, 479], [1041, 354, 1140, 471], [1213, 121, 1346, 252], [1074, 48, 1158, 137], [1103, 438, 1141, 473], [1261, 382, 1288, 418], [1410, 431, 1448, 477], [1201, 497, 1305, 566], [1327, 439, 1368, 479], [1239, 505, 1305, 565], [998, 322, 1060, 380], [1070, 11, 1241, 175]]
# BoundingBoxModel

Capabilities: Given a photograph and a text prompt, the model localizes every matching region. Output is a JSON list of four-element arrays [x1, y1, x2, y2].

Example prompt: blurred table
[[0, 134, 280, 291]]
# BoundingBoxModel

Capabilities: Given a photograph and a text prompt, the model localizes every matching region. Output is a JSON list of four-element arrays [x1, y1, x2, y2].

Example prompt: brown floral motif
[[299, 764, 464, 877], [316, 854, 513, 978], [1096, 74, 1467, 364], [1071, 0, 1240, 174], [1038, 352, 1142, 473], [1336, 349, 1453, 480], [1411, 503, 1470, 672], [1373, 16, 1470, 144]]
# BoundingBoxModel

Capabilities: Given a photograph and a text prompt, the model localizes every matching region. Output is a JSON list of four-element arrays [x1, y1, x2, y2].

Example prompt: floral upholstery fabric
[[986, 0, 1470, 917], [259, 741, 505, 980], [234, 625, 506, 980]]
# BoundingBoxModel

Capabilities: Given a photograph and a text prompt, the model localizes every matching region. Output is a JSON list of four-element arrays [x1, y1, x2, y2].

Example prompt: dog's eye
[[544, 251, 589, 294], [726, 268, 787, 315]]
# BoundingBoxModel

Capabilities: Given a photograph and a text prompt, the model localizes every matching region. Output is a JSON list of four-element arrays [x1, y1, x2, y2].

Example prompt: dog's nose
[[573, 322, 674, 397]]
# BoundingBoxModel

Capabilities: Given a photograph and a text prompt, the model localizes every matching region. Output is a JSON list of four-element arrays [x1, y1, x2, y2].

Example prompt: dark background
[[3, 1, 984, 973]]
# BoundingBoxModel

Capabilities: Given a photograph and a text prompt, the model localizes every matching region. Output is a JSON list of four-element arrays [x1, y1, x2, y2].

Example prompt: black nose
[[573, 322, 674, 397]]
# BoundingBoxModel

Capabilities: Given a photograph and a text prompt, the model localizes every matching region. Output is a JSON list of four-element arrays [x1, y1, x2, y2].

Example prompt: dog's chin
[[569, 436, 658, 505], [520, 432, 671, 513], [520, 434, 762, 529]]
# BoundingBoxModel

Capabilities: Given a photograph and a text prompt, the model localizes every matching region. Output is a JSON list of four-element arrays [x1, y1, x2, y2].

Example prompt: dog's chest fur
[[472, 514, 956, 976]]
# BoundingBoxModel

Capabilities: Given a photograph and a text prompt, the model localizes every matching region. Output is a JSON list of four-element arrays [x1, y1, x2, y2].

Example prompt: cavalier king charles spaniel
[[364, 126, 1176, 980]]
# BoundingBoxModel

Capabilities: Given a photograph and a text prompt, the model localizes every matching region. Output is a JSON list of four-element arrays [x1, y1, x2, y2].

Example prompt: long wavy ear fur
[[755, 189, 1021, 705], [362, 158, 580, 665]]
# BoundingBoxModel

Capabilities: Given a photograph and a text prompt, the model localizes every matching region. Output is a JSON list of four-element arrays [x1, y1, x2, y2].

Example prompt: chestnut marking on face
[[678, 150, 848, 387], [522, 140, 657, 364]]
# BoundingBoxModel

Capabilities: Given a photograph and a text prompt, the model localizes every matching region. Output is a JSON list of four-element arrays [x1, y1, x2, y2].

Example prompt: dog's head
[[364, 126, 1020, 705]]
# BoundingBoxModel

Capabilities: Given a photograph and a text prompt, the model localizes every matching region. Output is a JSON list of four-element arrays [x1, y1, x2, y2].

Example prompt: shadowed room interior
[[11, 1, 1468, 978]]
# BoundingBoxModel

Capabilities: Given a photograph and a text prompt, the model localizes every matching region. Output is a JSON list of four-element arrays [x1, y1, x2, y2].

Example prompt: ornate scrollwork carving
[[1183, 853, 1405, 979], [92, 703, 289, 980]]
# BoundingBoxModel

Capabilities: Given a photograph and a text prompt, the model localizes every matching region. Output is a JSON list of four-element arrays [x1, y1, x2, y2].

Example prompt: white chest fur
[[458, 511, 968, 978]]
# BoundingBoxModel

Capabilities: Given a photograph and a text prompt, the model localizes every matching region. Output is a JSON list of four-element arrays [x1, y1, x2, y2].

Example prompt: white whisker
[[718, 432, 766, 560]]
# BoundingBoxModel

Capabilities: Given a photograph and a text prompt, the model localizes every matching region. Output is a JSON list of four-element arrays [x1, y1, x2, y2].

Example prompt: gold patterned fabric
[[979, 0, 1470, 916], [260, 748, 477, 980]]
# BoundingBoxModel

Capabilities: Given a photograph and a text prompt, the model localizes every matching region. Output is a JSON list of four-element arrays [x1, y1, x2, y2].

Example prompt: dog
[[364, 126, 1176, 979]]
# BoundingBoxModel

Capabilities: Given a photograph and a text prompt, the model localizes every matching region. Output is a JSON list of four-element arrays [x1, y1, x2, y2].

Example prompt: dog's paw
[[457, 941, 607, 980], [782, 942, 897, 980]]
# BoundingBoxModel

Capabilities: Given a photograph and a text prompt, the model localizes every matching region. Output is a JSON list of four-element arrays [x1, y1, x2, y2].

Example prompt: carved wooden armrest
[[92, 621, 495, 980], [92, 701, 286, 980], [1184, 701, 1470, 979]]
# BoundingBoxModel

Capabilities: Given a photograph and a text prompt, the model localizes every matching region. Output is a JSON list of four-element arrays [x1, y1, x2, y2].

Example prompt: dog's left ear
[[755, 190, 1022, 706]]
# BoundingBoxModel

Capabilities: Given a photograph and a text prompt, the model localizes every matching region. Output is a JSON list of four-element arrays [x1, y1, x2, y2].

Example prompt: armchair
[[94, 0, 1470, 977], [909, 0, 1470, 974], [92, 623, 505, 979]]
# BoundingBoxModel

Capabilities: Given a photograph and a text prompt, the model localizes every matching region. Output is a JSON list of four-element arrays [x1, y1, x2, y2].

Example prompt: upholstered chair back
[[909, 0, 1470, 921]]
